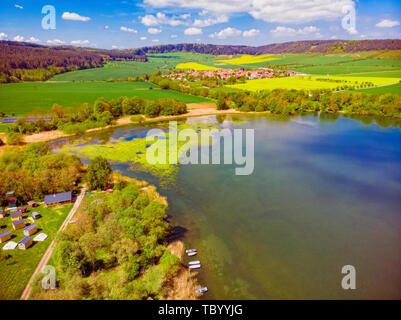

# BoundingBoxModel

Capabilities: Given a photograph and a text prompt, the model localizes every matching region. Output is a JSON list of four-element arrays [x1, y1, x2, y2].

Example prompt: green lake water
[[51, 113, 401, 299]]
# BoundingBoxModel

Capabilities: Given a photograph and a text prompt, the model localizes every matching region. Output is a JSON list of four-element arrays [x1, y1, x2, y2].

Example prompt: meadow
[[0, 203, 72, 299], [0, 81, 210, 116], [350, 83, 401, 96], [51, 52, 216, 81], [227, 75, 401, 92]]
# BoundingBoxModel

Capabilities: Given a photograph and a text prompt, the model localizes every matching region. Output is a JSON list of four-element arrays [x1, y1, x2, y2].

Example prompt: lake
[[51, 113, 401, 299]]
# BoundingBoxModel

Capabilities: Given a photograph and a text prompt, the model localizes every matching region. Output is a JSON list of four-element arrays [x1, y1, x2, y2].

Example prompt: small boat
[[185, 249, 197, 253], [189, 261, 200, 265], [187, 252, 197, 256], [196, 287, 208, 294], [189, 264, 201, 269]]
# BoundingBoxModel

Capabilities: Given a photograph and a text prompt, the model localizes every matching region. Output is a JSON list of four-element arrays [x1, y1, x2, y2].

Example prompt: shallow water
[[51, 114, 401, 299]]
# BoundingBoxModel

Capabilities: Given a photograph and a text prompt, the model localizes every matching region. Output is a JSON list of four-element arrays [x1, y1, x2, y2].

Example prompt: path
[[20, 186, 86, 300]]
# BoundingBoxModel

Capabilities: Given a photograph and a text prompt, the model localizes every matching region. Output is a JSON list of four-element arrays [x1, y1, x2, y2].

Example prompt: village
[[0, 190, 73, 251], [162, 67, 300, 82]]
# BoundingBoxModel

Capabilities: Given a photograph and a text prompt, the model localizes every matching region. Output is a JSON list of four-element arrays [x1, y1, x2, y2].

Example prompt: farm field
[[175, 62, 222, 71], [344, 70, 401, 78], [217, 54, 278, 64], [293, 59, 401, 75], [0, 81, 211, 116], [51, 52, 216, 81], [350, 83, 401, 96], [0, 203, 73, 300], [227, 75, 401, 92]]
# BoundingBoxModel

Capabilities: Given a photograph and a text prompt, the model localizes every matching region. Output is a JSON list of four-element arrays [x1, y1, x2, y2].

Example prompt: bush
[[6, 132, 23, 145]]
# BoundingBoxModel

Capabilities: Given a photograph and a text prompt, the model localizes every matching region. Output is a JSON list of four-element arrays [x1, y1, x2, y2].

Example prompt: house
[[12, 219, 25, 230], [18, 236, 32, 250], [32, 212, 41, 219], [0, 230, 11, 243], [44, 191, 72, 206], [27, 201, 36, 208], [24, 224, 38, 236], [10, 211, 22, 221], [0, 210, 5, 218], [17, 207, 27, 213]]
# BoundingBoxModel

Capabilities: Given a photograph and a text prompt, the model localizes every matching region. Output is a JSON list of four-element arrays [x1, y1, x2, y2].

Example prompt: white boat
[[189, 264, 201, 269], [185, 249, 197, 253], [187, 251, 197, 256], [196, 287, 208, 294], [189, 260, 200, 265]]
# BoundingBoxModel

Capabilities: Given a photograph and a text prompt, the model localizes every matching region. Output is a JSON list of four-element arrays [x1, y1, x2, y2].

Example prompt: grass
[[293, 59, 401, 75], [175, 62, 222, 71], [227, 76, 401, 92], [51, 52, 217, 81], [349, 83, 401, 96], [0, 203, 73, 300], [0, 81, 211, 116]]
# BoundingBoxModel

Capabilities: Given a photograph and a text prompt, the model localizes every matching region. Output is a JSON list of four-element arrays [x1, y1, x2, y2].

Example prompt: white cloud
[[104, 25, 109, 30], [0, 32, 8, 40], [209, 27, 241, 39], [180, 13, 191, 19], [71, 40, 90, 45], [148, 27, 162, 34], [376, 19, 400, 28], [184, 27, 203, 35], [141, 12, 187, 27], [193, 14, 228, 27], [152, 39, 160, 42], [121, 26, 138, 33], [13, 35, 24, 42], [26, 37, 40, 43], [171, 34, 178, 38], [14, 4, 23, 9], [112, 45, 118, 49], [331, 35, 338, 39], [47, 39, 66, 44], [62, 12, 90, 22], [144, 0, 355, 24], [346, 27, 358, 35], [270, 25, 320, 37], [243, 29, 260, 37], [140, 36, 147, 40]]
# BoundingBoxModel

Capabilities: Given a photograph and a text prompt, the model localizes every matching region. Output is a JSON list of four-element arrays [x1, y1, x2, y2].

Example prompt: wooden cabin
[[24, 224, 38, 236], [32, 212, 41, 219], [17, 207, 27, 213], [44, 191, 72, 206], [10, 211, 22, 221], [27, 201, 36, 208], [12, 219, 25, 230], [18, 236, 32, 250], [0, 230, 11, 243], [0, 210, 5, 218], [6, 191, 16, 206]]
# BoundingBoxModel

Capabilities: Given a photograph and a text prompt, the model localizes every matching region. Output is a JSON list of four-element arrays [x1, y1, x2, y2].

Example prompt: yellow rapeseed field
[[217, 54, 278, 64], [175, 62, 222, 71], [226, 76, 401, 91]]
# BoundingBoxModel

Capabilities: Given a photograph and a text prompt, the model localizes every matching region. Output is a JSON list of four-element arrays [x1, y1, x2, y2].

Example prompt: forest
[[29, 159, 182, 300], [0, 41, 148, 82]]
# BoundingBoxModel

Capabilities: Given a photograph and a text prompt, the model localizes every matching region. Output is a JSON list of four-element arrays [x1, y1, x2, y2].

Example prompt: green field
[[0, 81, 211, 116], [0, 203, 72, 299], [227, 75, 401, 92], [51, 52, 217, 81], [350, 83, 401, 95]]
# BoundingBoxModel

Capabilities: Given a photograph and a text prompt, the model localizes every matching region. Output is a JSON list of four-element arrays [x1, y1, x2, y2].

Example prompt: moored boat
[[189, 260, 200, 265], [195, 287, 208, 294], [189, 264, 201, 269]]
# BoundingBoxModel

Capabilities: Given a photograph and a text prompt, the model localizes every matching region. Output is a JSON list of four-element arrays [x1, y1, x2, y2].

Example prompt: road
[[20, 186, 86, 300]]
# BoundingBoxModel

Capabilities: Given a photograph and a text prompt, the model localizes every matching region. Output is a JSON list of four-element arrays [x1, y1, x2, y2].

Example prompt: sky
[[0, 0, 400, 49]]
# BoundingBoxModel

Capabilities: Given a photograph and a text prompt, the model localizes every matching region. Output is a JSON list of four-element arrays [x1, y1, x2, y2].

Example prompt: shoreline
[[0, 103, 250, 152]]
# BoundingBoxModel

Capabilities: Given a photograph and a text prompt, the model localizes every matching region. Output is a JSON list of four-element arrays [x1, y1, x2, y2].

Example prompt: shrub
[[6, 132, 23, 145]]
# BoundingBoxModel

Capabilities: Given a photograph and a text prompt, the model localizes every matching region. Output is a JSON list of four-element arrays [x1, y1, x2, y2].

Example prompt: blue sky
[[0, 0, 400, 49]]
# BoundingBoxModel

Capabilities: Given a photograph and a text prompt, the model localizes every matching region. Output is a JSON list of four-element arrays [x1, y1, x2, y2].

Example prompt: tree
[[79, 233, 101, 272], [86, 156, 112, 190], [6, 132, 22, 145]]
